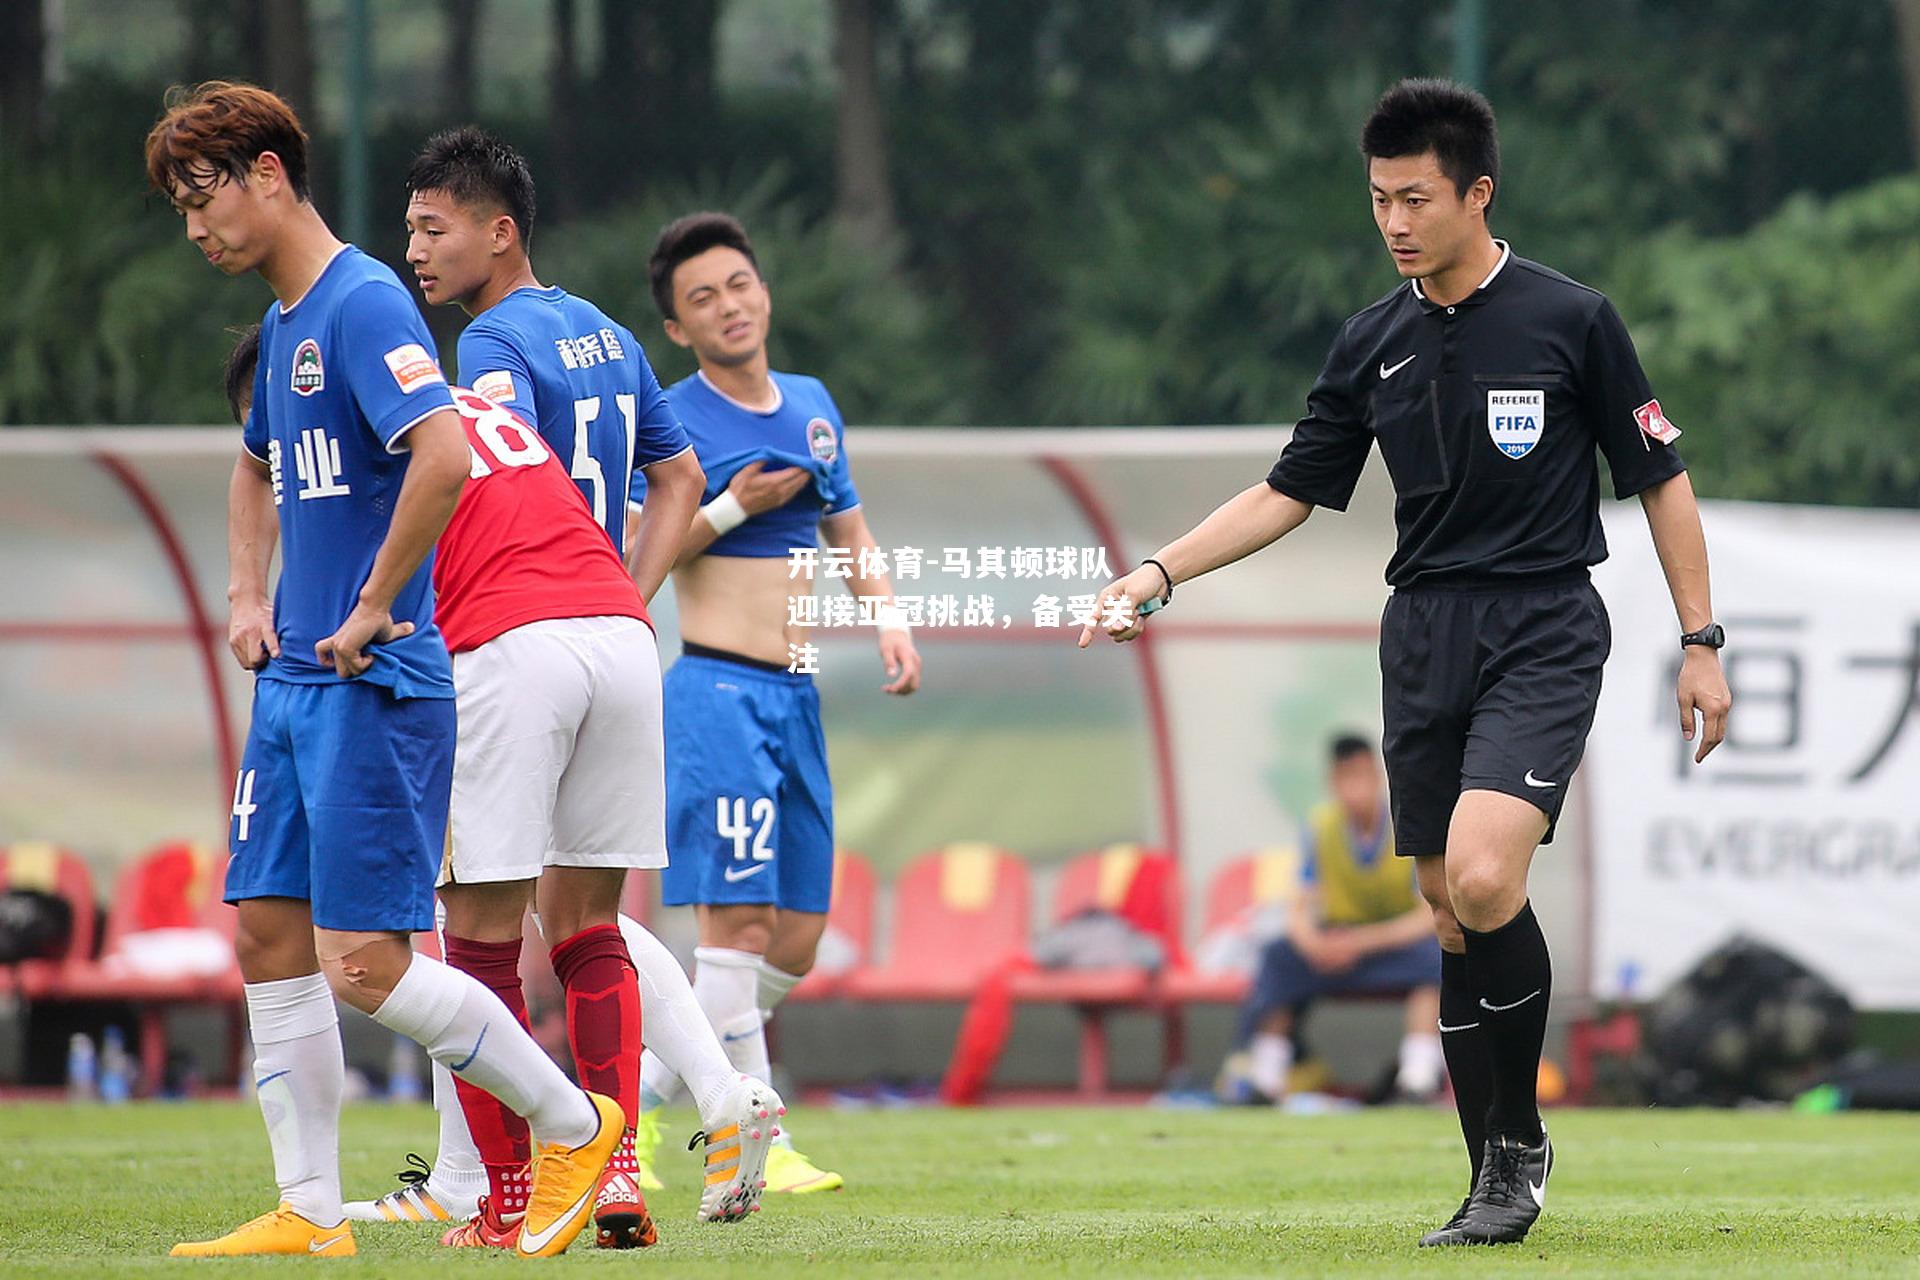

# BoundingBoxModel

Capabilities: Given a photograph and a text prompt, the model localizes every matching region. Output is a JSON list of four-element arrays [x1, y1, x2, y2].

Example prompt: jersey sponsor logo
[[1486, 388, 1545, 459], [806, 417, 838, 463], [290, 338, 325, 396], [471, 369, 516, 403], [292, 426, 352, 500], [383, 342, 446, 395], [1633, 397, 1681, 446]]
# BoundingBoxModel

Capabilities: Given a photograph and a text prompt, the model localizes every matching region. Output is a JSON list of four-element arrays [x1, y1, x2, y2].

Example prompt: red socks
[[441, 933, 532, 1216], [550, 923, 643, 1177]]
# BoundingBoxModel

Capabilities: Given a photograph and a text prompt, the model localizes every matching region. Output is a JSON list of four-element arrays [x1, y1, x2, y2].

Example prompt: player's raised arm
[[1078, 482, 1314, 648], [821, 505, 920, 695], [317, 407, 467, 677], [224, 328, 280, 671]]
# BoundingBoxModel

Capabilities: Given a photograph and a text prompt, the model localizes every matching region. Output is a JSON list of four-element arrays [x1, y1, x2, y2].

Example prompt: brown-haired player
[[147, 82, 620, 1258]]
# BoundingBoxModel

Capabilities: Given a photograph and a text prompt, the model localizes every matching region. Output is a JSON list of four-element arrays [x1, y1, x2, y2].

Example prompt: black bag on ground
[[1641, 934, 1854, 1106], [0, 888, 74, 964]]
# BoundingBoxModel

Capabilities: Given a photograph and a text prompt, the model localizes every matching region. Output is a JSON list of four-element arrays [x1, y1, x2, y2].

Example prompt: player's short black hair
[[1329, 733, 1375, 766], [648, 212, 760, 321], [1361, 78, 1500, 213], [406, 126, 537, 250], [224, 324, 260, 425]]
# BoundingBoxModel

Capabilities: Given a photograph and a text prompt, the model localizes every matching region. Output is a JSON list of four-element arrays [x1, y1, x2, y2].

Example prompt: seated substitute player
[[1230, 734, 1442, 1105], [628, 212, 924, 1193], [147, 81, 620, 1259], [1084, 79, 1730, 1247], [221, 332, 783, 1246], [338, 124, 732, 1242]]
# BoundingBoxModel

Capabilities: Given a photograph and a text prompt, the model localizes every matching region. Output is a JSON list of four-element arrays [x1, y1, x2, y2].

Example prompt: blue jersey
[[642, 370, 861, 558], [243, 246, 457, 697], [455, 286, 689, 555]]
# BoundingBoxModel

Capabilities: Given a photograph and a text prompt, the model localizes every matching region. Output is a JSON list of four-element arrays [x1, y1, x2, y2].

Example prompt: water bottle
[[99, 1026, 133, 1103], [66, 1033, 97, 1101]]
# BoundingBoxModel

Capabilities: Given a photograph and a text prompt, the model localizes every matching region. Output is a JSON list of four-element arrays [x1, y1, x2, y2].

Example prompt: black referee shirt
[[1265, 243, 1687, 590]]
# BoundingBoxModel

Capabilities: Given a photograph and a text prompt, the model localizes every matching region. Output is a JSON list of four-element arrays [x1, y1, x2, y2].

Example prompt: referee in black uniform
[[1081, 79, 1731, 1247]]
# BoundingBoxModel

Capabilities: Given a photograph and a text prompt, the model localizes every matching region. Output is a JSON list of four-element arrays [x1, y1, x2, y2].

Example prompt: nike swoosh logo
[[1479, 988, 1542, 1014], [1435, 1020, 1481, 1033], [309, 1232, 349, 1253], [1523, 770, 1556, 789], [1530, 1138, 1552, 1207], [254, 1069, 290, 1089], [449, 1023, 488, 1073], [723, 862, 770, 883], [516, 1183, 596, 1255], [1378, 354, 1417, 379]]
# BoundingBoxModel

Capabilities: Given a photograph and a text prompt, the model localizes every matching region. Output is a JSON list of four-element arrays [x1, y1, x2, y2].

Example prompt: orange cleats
[[170, 1203, 356, 1257], [516, 1090, 624, 1258], [592, 1166, 659, 1249], [438, 1195, 521, 1250]]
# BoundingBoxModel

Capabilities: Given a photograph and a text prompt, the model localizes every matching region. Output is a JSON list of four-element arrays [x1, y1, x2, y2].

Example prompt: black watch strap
[[1143, 558, 1174, 604], [1680, 622, 1726, 650]]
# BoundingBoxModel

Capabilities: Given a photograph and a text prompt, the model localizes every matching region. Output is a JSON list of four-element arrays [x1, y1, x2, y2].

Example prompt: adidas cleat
[[343, 1152, 477, 1223], [695, 1075, 786, 1222]]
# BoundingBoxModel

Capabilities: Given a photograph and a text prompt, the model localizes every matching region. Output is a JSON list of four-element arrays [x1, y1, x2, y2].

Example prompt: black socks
[[1460, 900, 1551, 1145], [1437, 947, 1492, 1181]]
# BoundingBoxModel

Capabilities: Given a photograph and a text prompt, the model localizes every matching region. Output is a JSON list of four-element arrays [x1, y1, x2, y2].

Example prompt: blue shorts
[[659, 650, 834, 914], [224, 677, 454, 933], [1239, 933, 1443, 1041]]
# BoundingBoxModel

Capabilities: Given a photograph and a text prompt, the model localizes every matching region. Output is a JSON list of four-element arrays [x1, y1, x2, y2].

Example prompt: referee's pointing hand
[[1078, 566, 1165, 648]]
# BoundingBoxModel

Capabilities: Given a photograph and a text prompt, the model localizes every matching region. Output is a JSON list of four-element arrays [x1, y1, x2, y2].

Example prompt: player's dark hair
[[1361, 78, 1500, 213], [223, 324, 260, 425], [648, 212, 760, 321], [406, 126, 537, 251], [145, 80, 311, 201], [1329, 733, 1374, 765]]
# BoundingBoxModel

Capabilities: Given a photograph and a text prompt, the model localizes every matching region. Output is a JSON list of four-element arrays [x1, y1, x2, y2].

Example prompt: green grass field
[[3, 1102, 1918, 1277]]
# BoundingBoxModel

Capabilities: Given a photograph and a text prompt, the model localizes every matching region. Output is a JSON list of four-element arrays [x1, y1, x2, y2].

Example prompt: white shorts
[[441, 615, 667, 886]]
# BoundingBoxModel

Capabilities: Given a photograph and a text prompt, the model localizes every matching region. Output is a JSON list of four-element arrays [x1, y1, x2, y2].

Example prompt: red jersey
[[435, 387, 649, 654]]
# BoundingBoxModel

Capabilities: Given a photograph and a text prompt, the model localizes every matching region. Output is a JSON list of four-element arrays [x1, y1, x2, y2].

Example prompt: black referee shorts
[[1379, 577, 1611, 858]]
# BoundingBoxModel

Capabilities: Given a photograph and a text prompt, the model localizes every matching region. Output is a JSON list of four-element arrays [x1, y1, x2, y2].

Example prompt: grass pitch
[[2, 1101, 1917, 1277]]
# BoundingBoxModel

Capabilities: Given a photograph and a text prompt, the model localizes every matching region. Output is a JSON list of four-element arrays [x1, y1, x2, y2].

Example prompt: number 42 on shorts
[[717, 795, 776, 868]]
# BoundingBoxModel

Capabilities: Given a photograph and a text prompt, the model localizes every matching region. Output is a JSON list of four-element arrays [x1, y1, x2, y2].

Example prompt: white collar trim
[[698, 368, 783, 415], [1411, 240, 1511, 302]]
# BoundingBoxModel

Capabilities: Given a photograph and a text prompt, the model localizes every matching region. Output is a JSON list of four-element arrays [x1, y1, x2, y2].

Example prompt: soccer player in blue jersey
[[145, 82, 621, 1259], [630, 212, 923, 1193], [349, 126, 769, 1238]]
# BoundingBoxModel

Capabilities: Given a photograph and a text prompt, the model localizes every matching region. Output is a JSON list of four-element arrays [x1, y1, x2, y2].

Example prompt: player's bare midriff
[[674, 553, 801, 667]]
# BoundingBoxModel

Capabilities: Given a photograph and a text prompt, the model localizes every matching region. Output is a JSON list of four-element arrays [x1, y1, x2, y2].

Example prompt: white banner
[[1589, 501, 1920, 1010]]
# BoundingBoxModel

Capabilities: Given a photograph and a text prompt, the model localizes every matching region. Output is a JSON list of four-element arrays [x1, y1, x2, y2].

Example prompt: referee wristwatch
[[1679, 622, 1725, 650], [1138, 558, 1174, 616]]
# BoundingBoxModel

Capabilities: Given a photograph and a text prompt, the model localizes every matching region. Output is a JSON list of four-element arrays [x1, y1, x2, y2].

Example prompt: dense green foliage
[[2, 1, 1916, 506], [4, 1102, 1920, 1276]]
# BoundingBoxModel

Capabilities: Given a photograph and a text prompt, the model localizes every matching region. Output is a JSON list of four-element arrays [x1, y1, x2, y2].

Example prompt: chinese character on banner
[[894, 594, 926, 626], [1067, 593, 1098, 627], [821, 547, 855, 579], [1849, 622, 1920, 781], [1665, 616, 1805, 784], [1046, 547, 1079, 578], [1032, 593, 1064, 628], [976, 547, 1007, 579], [788, 547, 820, 580], [942, 547, 973, 579], [857, 546, 889, 581], [892, 547, 924, 580], [926, 594, 960, 627], [1082, 547, 1113, 579], [1098, 593, 1135, 631], [963, 595, 996, 627], [786, 595, 820, 627], [1011, 547, 1044, 579], [825, 595, 859, 628], [787, 642, 820, 675]]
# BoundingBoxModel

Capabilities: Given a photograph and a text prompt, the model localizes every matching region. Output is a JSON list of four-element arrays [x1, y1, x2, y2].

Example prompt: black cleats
[[1418, 1131, 1552, 1247]]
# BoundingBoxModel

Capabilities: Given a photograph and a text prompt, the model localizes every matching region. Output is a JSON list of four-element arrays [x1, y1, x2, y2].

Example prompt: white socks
[[372, 951, 597, 1149], [428, 1061, 486, 1193], [1396, 1031, 1446, 1097], [1249, 1031, 1293, 1102], [618, 916, 737, 1126], [692, 946, 771, 1083], [245, 973, 345, 1227]]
